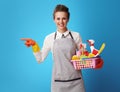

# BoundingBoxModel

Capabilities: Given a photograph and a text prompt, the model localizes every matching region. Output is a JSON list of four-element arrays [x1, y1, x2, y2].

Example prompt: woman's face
[[54, 11, 69, 32]]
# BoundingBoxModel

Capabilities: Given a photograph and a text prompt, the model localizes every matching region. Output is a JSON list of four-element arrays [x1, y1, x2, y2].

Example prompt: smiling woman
[[0, 0, 119, 92], [21, 4, 85, 92]]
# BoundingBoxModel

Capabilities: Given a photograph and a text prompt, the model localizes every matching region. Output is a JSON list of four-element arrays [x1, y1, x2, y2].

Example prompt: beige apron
[[51, 32, 85, 92]]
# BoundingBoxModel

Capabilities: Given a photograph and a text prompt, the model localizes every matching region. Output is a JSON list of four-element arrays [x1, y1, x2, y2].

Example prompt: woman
[[21, 4, 85, 92]]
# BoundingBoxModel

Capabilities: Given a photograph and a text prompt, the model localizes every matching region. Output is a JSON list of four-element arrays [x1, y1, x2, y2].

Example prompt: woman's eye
[[57, 18, 60, 20], [63, 18, 67, 20]]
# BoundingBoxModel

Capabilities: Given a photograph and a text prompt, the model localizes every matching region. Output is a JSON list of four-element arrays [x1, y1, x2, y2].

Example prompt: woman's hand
[[21, 38, 36, 47], [21, 38, 40, 52]]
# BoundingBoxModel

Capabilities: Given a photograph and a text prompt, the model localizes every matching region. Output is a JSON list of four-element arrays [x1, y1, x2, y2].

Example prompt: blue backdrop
[[0, 0, 120, 92]]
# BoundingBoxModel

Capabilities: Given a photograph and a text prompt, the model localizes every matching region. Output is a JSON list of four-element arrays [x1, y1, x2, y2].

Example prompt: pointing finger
[[20, 38, 31, 41]]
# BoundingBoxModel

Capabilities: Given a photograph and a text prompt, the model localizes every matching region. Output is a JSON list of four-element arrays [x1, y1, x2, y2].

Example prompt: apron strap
[[54, 31, 74, 40], [69, 31, 74, 40], [54, 32, 57, 40]]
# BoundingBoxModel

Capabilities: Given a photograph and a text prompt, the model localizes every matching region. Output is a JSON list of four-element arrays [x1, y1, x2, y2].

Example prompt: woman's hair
[[53, 4, 70, 19]]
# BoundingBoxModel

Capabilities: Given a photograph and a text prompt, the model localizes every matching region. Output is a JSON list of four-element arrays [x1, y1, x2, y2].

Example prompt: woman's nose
[[59, 19, 63, 23]]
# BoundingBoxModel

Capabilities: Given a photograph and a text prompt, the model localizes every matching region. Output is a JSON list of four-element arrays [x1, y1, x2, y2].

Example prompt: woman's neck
[[58, 28, 68, 33]]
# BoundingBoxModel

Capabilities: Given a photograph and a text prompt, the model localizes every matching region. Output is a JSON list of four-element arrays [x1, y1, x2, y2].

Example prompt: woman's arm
[[33, 37, 51, 63], [21, 37, 51, 63], [74, 32, 82, 50]]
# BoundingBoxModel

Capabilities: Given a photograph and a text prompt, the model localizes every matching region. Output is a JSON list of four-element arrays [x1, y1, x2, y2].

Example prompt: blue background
[[0, 0, 120, 92]]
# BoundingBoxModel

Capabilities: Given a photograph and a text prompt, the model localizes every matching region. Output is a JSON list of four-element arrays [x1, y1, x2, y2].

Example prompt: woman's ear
[[53, 18, 56, 24], [67, 19, 69, 23]]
